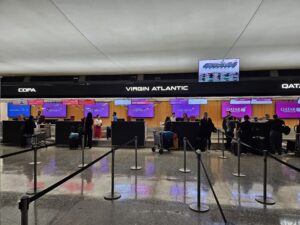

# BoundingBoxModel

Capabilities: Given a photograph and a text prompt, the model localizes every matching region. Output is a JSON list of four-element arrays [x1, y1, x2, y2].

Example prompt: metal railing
[[18, 137, 138, 225]]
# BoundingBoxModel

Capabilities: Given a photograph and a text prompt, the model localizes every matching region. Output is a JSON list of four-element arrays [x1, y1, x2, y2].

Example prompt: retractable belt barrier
[[185, 138, 235, 225], [18, 137, 136, 225]]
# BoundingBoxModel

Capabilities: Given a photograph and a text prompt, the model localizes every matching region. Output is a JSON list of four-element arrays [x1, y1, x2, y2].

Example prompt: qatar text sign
[[222, 102, 252, 118], [199, 59, 239, 82], [276, 101, 300, 118]]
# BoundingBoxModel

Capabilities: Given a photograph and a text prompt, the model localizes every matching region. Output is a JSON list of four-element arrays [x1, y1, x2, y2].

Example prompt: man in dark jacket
[[269, 114, 285, 155], [222, 111, 232, 149], [238, 115, 252, 153], [199, 112, 216, 151], [23, 115, 36, 147]]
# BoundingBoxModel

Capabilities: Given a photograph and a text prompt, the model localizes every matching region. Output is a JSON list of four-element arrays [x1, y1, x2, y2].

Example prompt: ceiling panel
[[0, 0, 300, 75]]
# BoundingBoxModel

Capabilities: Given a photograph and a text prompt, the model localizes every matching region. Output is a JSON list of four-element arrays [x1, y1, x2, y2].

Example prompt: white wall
[[0, 102, 8, 121]]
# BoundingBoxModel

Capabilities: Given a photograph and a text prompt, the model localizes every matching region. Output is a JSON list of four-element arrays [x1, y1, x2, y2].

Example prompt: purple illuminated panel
[[128, 104, 154, 118], [222, 102, 252, 118], [172, 104, 200, 117], [84, 102, 109, 118], [276, 101, 300, 118], [170, 99, 188, 105], [43, 103, 67, 117]]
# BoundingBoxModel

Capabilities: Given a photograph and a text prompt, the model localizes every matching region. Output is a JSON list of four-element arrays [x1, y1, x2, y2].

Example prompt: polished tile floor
[[0, 145, 299, 225]]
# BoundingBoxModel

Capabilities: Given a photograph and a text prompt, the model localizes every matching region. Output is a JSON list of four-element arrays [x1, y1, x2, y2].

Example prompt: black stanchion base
[[218, 156, 227, 159], [255, 196, 276, 205], [232, 172, 246, 177], [225, 222, 236, 225], [78, 163, 88, 168], [179, 168, 191, 173], [189, 203, 210, 212], [28, 162, 41, 165], [130, 166, 142, 170], [104, 192, 121, 200], [26, 189, 41, 195]]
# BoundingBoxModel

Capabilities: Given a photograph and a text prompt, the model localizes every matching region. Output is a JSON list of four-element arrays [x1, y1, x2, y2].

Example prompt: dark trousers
[[225, 131, 233, 149], [270, 130, 282, 154], [84, 129, 93, 148]]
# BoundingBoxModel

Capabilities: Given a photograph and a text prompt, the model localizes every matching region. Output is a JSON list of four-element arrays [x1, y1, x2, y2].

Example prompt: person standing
[[23, 115, 36, 147], [36, 111, 45, 124], [84, 112, 94, 148], [112, 112, 118, 121], [225, 116, 236, 149], [164, 116, 171, 131], [199, 112, 216, 151], [170, 112, 176, 122], [269, 114, 285, 155], [94, 115, 102, 139], [222, 111, 232, 149], [238, 115, 252, 154]]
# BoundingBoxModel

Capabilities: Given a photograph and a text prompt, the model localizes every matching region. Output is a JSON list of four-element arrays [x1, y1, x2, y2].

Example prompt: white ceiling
[[0, 0, 300, 76]]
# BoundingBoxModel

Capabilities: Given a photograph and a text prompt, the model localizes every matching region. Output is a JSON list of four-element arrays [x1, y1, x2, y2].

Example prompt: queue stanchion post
[[179, 137, 191, 173], [189, 150, 209, 212], [78, 134, 87, 168], [104, 148, 121, 200], [255, 150, 276, 205], [232, 139, 246, 177], [218, 130, 227, 159], [18, 195, 30, 225], [28, 136, 41, 165], [130, 136, 142, 170], [217, 129, 220, 145], [27, 146, 40, 195], [222, 131, 224, 144]]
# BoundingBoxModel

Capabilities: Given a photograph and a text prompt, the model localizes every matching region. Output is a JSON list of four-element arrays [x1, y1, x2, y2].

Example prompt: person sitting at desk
[[183, 113, 189, 122], [170, 112, 176, 122], [18, 114, 25, 121], [113, 112, 118, 121], [36, 111, 45, 124]]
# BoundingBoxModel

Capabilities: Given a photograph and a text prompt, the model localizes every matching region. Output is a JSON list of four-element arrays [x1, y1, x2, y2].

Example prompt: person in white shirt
[[170, 112, 176, 122], [94, 115, 102, 138]]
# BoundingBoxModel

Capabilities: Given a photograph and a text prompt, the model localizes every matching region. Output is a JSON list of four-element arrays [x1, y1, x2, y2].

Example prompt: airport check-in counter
[[2, 121, 26, 145], [170, 122, 200, 148], [111, 121, 145, 147], [55, 121, 82, 146]]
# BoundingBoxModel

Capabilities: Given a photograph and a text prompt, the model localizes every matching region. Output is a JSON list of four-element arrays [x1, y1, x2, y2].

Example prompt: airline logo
[[281, 83, 300, 89], [18, 88, 36, 93], [125, 86, 189, 92]]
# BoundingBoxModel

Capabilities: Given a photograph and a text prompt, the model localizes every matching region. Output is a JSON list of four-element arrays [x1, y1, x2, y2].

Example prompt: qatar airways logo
[[125, 86, 189, 92], [226, 107, 246, 113], [281, 83, 300, 89], [18, 88, 36, 93], [280, 107, 300, 113]]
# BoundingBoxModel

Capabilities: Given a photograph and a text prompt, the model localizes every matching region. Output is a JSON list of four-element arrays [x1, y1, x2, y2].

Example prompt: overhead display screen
[[276, 101, 300, 118], [172, 104, 200, 117], [251, 98, 272, 104], [222, 101, 252, 118], [199, 59, 239, 82], [230, 98, 251, 105], [84, 102, 110, 117], [114, 99, 131, 105], [7, 103, 31, 118], [128, 104, 154, 118], [43, 103, 67, 118], [188, 99, 208, 105], [170, 99, 188, 105]]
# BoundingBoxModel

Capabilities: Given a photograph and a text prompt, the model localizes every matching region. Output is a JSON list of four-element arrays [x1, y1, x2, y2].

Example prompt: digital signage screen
[[188, 99, 208, 105], [276, 101, 300, 118], [7, 103, 31, 118], [172, 104, 200, 117], [251, 98, 272, 104], [199, 59, 239, 82], [128, 104, 154, 118], [170, 99, 188, 105], [43, 103, 67, 118], [84, 102, 110, 118], [230, 98, 251, 105], [114, 99, 131, 105], [222, 102, 252, 118]]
